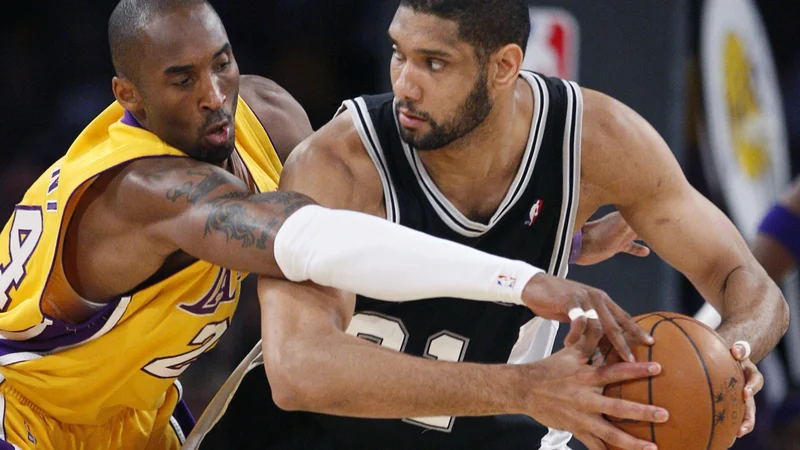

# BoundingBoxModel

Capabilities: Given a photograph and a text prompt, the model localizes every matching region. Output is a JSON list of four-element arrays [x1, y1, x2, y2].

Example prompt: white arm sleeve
[[273, 205, 544, 305]]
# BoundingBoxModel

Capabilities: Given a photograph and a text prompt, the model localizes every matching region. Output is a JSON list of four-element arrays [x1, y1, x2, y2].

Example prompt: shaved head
[[108, 0, 240, 164], [108, 0, 211, 81]]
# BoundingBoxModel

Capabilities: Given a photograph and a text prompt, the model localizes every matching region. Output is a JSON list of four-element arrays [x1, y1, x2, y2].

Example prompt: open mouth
[[204, 122, 230, 146]]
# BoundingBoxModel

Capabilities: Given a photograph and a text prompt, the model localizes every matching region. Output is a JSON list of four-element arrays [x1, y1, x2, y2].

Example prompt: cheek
[[151, 103, 199, 140]]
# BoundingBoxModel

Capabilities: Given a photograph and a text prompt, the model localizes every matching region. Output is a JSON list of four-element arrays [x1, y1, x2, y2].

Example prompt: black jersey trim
[[394, 73, 549, 238], [548, 80, 583, 277], [340, 99, 401, 224]]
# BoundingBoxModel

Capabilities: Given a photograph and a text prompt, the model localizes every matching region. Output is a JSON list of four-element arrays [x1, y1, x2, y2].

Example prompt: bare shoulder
[[578, 87, 685, 209], [280, 110, 385, 215], [239, 74, 313, 163], [580, 88, 647, 158]]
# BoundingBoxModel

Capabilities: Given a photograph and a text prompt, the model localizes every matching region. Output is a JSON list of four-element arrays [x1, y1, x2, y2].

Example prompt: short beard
[[397, 69, 493, 151]]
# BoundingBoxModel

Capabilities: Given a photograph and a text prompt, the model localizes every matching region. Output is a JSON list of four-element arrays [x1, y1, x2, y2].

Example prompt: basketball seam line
[[653, 314, 717, 450], [647, 318, 668, 444]]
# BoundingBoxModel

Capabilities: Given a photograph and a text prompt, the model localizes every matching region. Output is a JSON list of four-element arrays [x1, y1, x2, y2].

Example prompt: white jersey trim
[[395, 72, 550, 238], [546, 80, 583, 277], [338, 99, 401, 223]]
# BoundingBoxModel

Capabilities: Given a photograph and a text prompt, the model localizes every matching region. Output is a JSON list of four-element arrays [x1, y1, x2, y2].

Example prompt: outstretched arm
[[114, 156, 540, 303]]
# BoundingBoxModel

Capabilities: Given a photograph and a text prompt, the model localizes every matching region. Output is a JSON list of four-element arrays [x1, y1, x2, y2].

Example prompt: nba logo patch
[[522, 8, 580, 81], [497, 275, 516, 289], [525, 199, 543, 226]]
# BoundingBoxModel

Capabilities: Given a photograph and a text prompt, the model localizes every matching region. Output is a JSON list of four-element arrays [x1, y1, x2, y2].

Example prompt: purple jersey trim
[[121, 110, 143, 129], [172, 398, 197, 437], [0, 298, 123, 358], [758, 203, 800, 263], [0, 439, 16, 449], [569, 229, 583, 264]]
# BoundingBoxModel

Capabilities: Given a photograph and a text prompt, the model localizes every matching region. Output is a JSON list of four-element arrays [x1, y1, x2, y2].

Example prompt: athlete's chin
[[400, 130, 447, 152], [197, 142, 235, 164], [399, 128, 430, 147]]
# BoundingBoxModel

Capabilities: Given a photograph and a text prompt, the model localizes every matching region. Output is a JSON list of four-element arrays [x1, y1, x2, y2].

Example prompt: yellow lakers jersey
[[0, 98, 281, 425]]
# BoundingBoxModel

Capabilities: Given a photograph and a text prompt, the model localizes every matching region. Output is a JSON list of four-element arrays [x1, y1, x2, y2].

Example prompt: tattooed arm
[[60, 156, 313, 318], [133, 158, 315, 276]]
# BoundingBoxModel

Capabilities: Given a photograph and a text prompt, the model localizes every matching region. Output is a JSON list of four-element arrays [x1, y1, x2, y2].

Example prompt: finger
[[574, 308, 605, 359], [731, 341, 751, 361], [564, 315, 589, 348], [576, 434, 608, 450], [593, 361, 661, 386], [742, 361, 764, 397], [608, 301, 654, 347], [575, 434, 606, 450], [593, 297, 635, 363], [626, 242, 651, 257], [738, 396, 756, 437], [590, 419, 658, 450], [595, 396, 669, 424]]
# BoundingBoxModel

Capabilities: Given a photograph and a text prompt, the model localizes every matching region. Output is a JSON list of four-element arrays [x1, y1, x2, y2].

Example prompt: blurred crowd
[[0, 1, 798, 448]]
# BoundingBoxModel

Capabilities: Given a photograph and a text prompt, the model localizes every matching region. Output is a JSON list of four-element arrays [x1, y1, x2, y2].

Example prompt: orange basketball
[[601, 312, 746, 450]]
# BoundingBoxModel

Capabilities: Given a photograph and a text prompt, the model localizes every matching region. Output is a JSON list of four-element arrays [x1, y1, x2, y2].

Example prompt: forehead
[[388, 6, 463, 50], [138, 4, 229, 69]]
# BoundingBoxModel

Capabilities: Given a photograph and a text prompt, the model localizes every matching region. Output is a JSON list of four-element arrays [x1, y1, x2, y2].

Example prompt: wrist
[[500, 261, 545, 306], [505, 364, 535, 415], [508, 362, 547, 416]]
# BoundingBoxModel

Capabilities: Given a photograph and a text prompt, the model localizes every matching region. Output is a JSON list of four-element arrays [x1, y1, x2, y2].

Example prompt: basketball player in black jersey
[[192, 1, 787, 449]]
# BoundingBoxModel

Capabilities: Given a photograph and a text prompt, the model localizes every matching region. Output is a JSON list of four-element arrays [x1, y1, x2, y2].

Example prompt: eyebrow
[[163, 43, 231, 75], [388, 34, 452, 58]]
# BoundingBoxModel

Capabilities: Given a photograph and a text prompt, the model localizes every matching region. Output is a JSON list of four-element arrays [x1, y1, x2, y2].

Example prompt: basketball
[[601, 312, 746, 450]]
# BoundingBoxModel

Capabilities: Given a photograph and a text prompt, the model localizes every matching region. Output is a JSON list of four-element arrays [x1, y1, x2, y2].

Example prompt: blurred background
[[1, 0, 798, 448]]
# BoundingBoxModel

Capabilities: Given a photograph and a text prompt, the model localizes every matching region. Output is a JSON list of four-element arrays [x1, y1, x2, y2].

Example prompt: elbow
[[266, 369, 304, 412], [263, 341, 328, 413], [263, 346, 310, 412]]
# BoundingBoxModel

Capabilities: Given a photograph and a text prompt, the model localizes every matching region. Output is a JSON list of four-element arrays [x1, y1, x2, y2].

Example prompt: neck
[[416, 77, 535, 221]]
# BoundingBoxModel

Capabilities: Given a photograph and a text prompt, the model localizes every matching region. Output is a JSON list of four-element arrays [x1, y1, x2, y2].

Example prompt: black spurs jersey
[[200, 72, 583, 450]]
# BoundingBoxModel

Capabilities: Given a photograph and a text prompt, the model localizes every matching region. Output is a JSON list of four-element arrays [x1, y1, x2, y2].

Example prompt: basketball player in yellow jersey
[[0, 0, 666, 448]]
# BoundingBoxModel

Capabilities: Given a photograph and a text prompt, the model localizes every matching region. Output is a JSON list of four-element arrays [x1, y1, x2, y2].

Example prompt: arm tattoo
[[166, 168, 232, 204], [166, 167, 316, 250], [203, 191, 315, 250]]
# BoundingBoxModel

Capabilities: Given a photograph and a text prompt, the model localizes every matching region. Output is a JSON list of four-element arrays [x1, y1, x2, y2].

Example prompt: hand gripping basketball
[[521, 274, 654, 363], [523, 317, 666, 450]]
